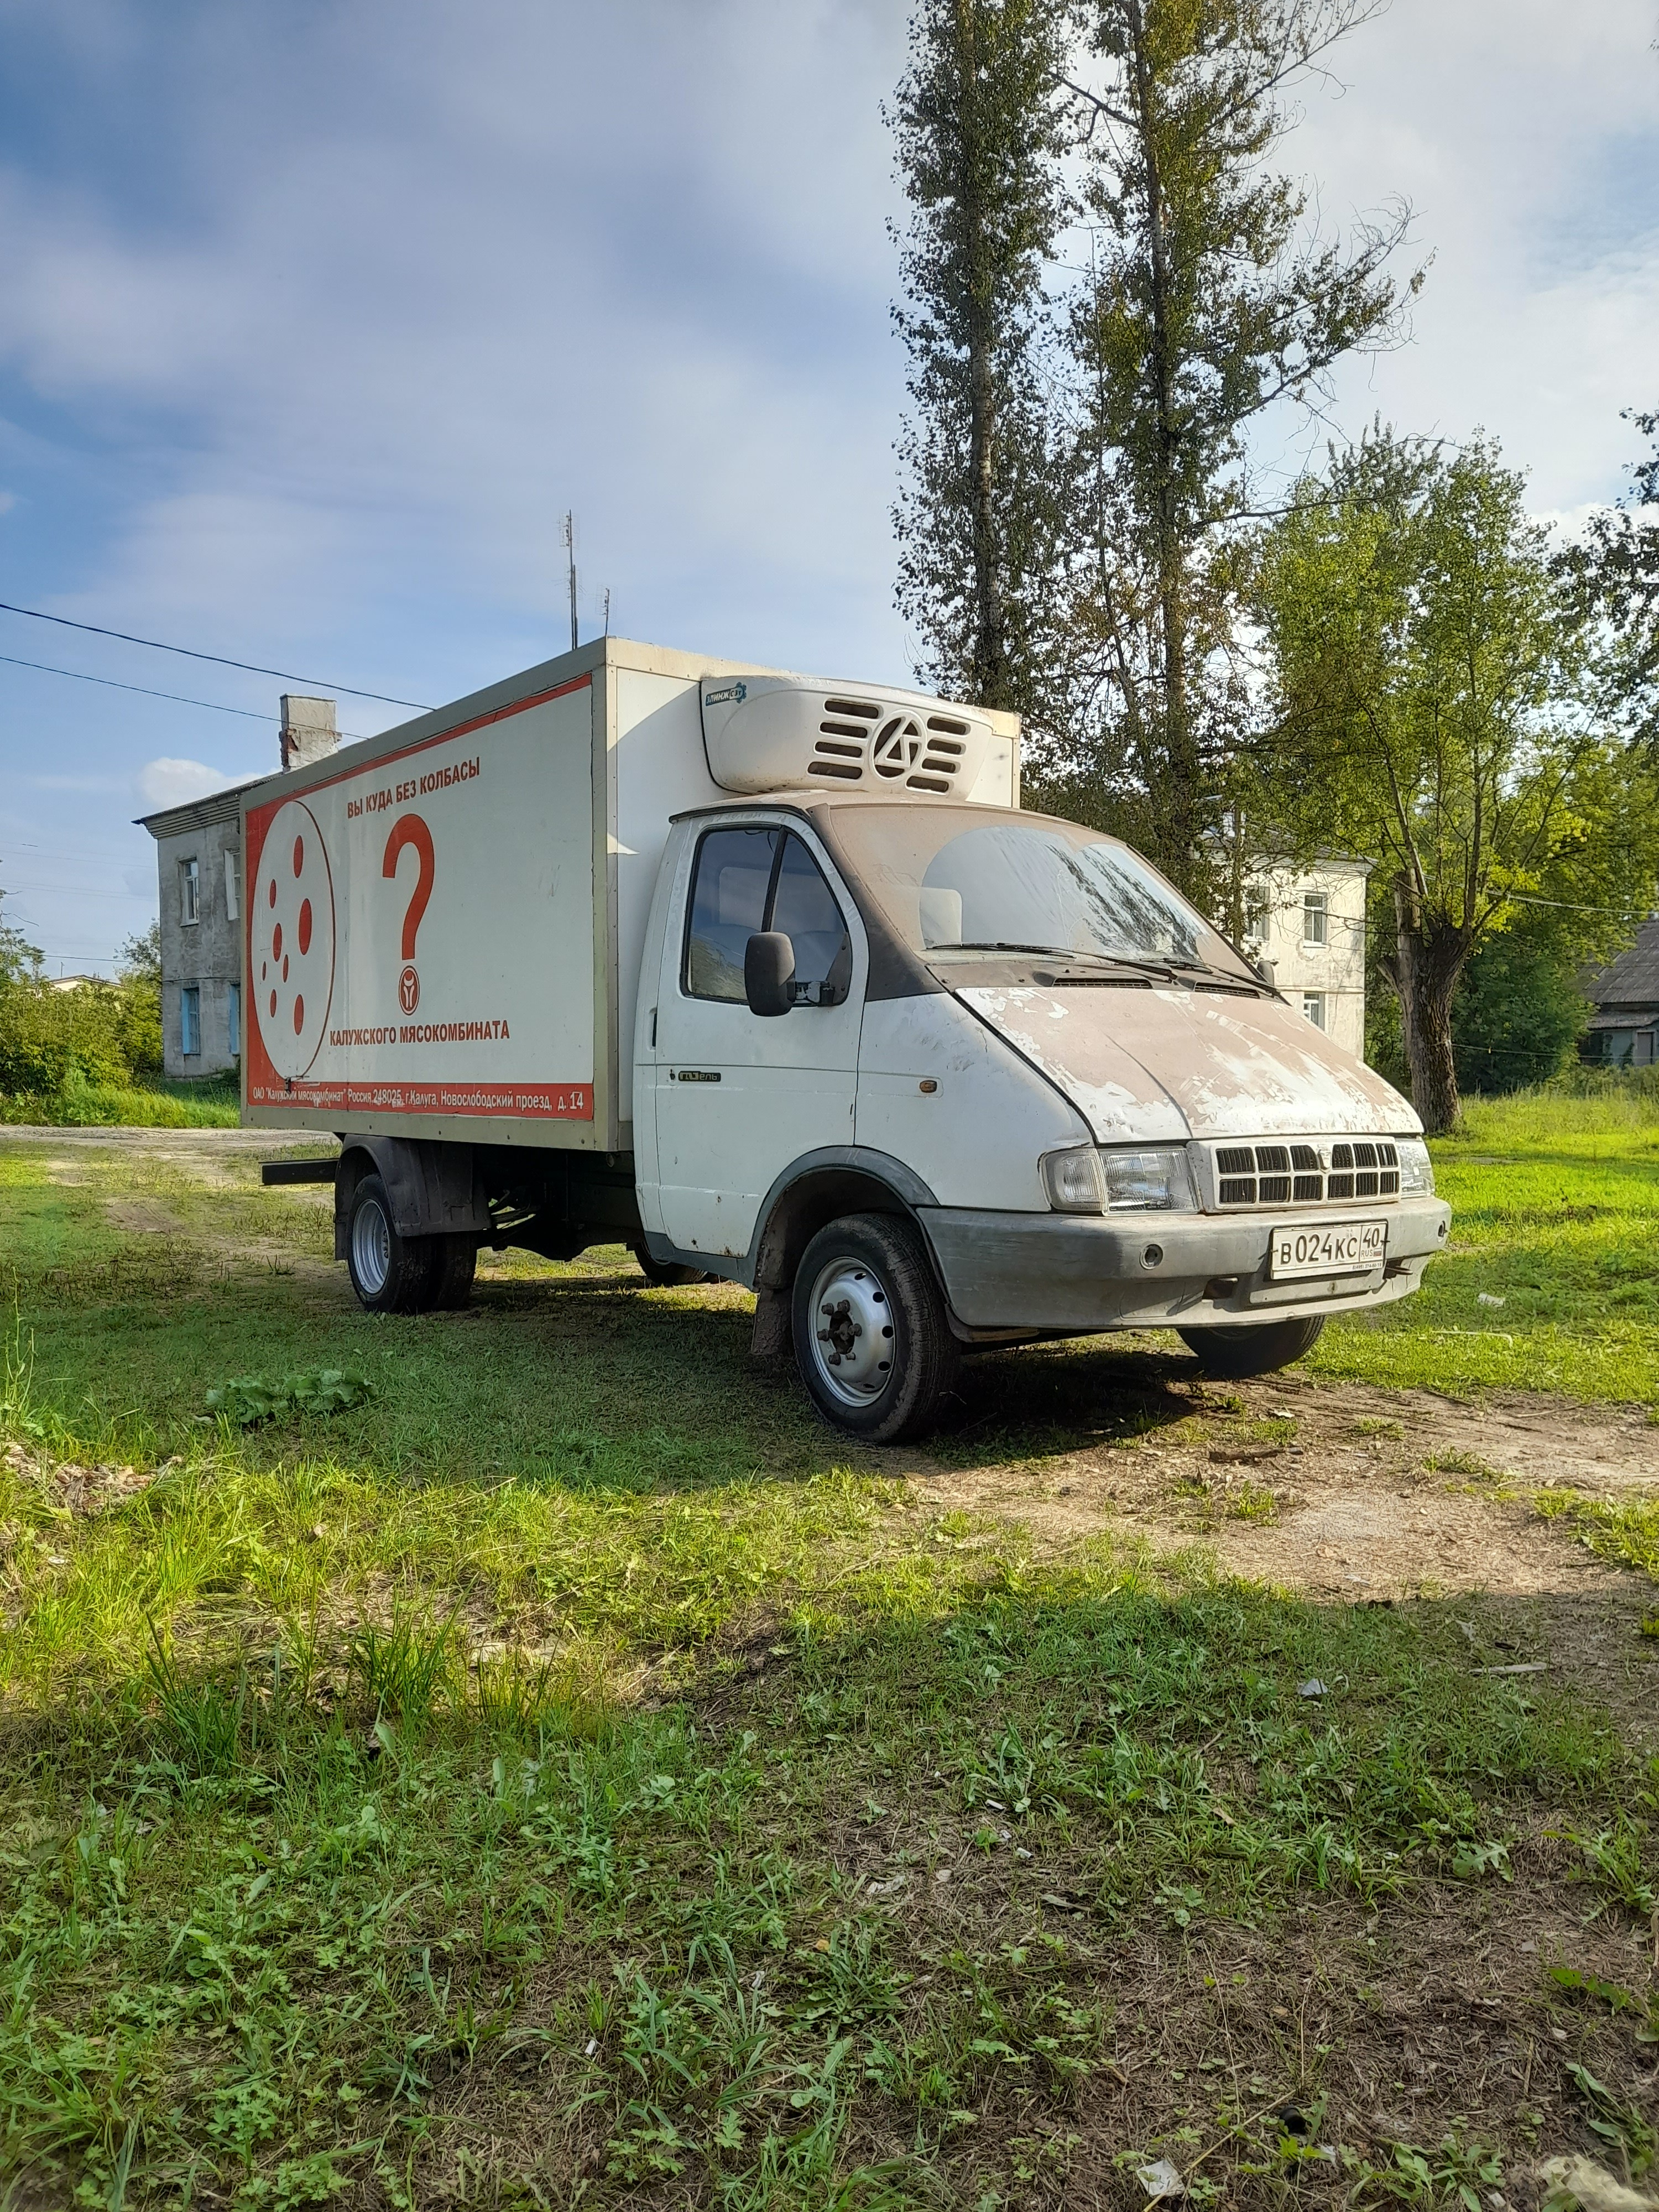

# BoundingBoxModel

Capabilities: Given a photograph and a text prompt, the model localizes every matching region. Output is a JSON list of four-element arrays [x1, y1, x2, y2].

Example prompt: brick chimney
[[279, 695, 338, 771]]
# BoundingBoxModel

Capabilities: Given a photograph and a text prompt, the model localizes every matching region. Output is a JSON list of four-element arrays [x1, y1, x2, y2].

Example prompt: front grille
[[1212, 1138, 1399, 1207]]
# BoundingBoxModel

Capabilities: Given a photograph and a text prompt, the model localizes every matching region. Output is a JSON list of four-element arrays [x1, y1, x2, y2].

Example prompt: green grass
[[2, 1114, 1659, 2204], [1309, 1088, 1659, 1405], [0, 1070, 242, 1126]]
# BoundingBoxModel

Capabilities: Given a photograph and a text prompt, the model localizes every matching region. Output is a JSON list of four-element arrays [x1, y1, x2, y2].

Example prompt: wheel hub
[[352, 1195, 392, 1297], [806, 1256, 895, 1406]]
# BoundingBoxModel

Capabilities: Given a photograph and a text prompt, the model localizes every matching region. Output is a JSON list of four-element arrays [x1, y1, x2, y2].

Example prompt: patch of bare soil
[[5, 1123, 328, 1191], [919, 1374, 1659, 1745], [103, 1196, 185, 1235]]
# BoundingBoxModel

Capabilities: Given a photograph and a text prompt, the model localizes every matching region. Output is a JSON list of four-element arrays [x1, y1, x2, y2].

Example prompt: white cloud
[[137, 758, 230, 810]]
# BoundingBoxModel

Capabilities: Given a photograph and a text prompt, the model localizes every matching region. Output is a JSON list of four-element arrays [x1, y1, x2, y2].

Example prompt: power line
[[0, 649, 371, 737], [0, 598, 429, 708]]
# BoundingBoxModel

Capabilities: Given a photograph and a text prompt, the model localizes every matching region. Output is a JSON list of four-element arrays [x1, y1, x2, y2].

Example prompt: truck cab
[[630, 791, 1448, 1442]]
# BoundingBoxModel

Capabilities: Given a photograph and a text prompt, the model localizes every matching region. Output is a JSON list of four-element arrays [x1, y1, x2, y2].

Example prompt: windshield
[[826, 807, 1256, 979]]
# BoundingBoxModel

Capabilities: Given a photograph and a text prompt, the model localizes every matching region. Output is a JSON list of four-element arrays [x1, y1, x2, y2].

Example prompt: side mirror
[[745, 931, 796, 1017]]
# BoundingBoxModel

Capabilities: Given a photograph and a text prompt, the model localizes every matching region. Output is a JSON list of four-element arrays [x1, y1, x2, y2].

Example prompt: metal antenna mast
[[564, 512, 578, 654]]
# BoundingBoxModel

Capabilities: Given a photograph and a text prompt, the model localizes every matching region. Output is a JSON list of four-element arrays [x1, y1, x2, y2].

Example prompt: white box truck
[[247, 635, 1449, 1442]]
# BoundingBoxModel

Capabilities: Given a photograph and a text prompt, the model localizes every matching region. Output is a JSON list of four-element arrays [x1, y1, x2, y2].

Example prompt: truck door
[[651, 820, 862, 1260]]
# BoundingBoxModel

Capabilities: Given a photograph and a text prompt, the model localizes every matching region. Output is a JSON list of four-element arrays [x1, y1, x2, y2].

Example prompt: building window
[[1302, 891, 1327, 947], [1244, 886, 1270, 942], [180, 985, 201, 1056], [227, 982, 241, 1057], [180, 857, 200, 926], [1302, 993, 1326, 1030], [224, 849, 239, 921]]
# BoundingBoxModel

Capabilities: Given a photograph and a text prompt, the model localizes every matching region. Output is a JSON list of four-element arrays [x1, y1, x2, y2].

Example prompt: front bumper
[[917, 1196, 1452, 1337]]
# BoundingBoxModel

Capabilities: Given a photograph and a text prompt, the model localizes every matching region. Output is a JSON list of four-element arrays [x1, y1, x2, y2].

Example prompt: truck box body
[[241, 637, 1018, 1151]]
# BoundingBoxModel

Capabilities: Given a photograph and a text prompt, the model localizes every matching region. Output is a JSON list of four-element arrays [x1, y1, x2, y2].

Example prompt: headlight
[[1040, 1145, 1194, 1213], [1040, 1145, 1107, 1213], [1102, 1146, 1194, 1212], [1396, 1136, 1434, 1196]]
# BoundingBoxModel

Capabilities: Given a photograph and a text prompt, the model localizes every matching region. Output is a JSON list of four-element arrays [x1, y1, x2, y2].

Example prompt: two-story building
[[1239, 857, 1371, 1060], [138, 696, 338, 1079]]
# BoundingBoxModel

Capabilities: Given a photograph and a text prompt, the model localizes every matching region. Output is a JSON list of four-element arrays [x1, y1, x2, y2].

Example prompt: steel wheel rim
[[352, 1195, 392, 1297], [806, 1254, 896, 1407]]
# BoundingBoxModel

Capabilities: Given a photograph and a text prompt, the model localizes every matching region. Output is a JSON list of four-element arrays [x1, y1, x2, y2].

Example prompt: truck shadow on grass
[[467, 1275, 1211, 1485]]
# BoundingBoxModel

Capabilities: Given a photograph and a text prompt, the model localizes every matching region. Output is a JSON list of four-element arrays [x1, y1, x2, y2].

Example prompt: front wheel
[[1177, 1314, 1325, 1380], [791, 1212, 958, 1444], [346, 1173, 435, 1315]]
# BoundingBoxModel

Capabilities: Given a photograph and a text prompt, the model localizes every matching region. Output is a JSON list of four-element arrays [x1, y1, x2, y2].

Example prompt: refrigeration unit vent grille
[[807, 700, 972, 793]]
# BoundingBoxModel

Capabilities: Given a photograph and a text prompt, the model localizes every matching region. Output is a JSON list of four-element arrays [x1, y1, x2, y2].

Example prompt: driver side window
[[683, 826, 852, 1006]]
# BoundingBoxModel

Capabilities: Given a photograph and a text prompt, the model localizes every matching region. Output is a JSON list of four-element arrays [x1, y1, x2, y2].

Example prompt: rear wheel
[[427, 1235, 478, 1310], [791, 1212, 958, 1444], [346, 1173, 435, 1315], [1177, 1314, 1325, 1380]]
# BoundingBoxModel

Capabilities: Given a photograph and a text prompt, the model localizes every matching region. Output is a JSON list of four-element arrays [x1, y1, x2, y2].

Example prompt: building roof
[[1585, 916, 1659, 1014], [135, 776, 262, 839]]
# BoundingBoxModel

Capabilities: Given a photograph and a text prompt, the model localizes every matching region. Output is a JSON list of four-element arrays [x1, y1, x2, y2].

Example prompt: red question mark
[[382, 814, 435, 958]]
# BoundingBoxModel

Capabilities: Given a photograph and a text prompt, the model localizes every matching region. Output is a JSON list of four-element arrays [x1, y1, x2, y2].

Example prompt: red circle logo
[[399, 964, 420, 1014]]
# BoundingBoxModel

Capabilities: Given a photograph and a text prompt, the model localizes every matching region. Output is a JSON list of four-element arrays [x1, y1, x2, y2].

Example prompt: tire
[[1177, 1314, 1326, 1380], [629, 1242, 714, 1288], [428, 1235, 478, 1311], [791, 1212, 958, 1445], [346, 1173, 436, 1315]]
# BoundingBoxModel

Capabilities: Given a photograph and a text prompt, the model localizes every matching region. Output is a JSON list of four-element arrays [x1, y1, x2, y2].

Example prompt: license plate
[[1269, 1218, 1388, 1280]]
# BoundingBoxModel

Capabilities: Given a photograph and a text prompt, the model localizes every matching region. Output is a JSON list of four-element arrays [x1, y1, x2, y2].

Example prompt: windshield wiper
[[930, 941, 1084, 956], [930, 942, 1264, 989]]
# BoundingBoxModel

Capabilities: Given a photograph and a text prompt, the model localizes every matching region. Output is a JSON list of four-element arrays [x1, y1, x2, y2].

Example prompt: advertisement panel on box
[[244, 675, 596, 1120]]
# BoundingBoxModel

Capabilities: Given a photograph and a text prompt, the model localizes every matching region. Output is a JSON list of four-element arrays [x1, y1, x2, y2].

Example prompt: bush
[[0, 974, 163, 1098], [1452, 929, 1587, 1094]]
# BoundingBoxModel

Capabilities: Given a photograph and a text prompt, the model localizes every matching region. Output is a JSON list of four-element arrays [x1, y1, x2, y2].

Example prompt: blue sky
[[2, 0, 1657, 974]]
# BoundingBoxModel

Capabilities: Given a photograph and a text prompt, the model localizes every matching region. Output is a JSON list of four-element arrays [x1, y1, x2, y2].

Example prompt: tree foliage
[[1254, 429, 1657, 1129], [1557, 406, 1659, 749]]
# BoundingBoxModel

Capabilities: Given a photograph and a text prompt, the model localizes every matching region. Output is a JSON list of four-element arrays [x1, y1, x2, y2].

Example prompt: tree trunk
[[1392, 876, 1466, 1135], [968, 304, 1004, 706], [1124, 0, 1197, 895]]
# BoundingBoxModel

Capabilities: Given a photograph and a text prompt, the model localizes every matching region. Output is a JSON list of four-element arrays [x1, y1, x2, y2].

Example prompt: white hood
[[957, 983, 1420, 1141]]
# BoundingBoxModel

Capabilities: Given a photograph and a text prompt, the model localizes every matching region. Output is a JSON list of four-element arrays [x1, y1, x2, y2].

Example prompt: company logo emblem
[[871, 714, 924, 778], [251, 797, 336, 1078], [399, 964, 420, 1014], [702, 680, 748, 708]]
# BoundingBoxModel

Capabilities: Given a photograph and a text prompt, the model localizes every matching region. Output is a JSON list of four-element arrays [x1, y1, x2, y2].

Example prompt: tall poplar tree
[[890, 0, 1070, 718], [1039, 0, 1415, 897]]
